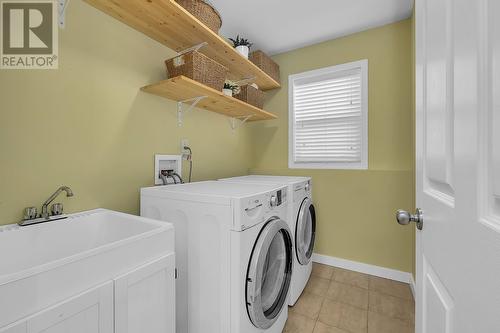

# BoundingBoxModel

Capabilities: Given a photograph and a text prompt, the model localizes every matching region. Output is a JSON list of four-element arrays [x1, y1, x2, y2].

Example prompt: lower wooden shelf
[[140, 76, 277, 121]]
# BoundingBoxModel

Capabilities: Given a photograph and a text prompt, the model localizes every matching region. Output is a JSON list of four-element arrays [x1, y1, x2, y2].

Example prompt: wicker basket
[[176, 0, 222, 34], [249, 50, 280, 83], [234, 85, 265, 109], [165, 50, 228, 91]]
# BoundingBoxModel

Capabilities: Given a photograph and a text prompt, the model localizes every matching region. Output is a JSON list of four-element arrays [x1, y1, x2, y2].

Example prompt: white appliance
[[140, 181, 293, 333], [218, 175, 316, 306]]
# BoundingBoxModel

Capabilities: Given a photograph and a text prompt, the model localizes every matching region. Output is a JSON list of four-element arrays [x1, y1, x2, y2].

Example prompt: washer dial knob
[[270, 195, 278, 207]]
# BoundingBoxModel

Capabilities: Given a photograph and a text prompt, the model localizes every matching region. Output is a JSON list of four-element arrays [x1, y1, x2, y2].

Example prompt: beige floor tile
[[312, 263, 335, 279], [313, 321, 350, 333], [290, 292, 325, 320], [285, 269, 415, 333], [317, 299, 343, 327], [369, 276, 413, 300], [333, 268, 370, 289], [326, 281, 369, 310], [283, 312, 317, 333], [319, 299, 368, 333], [410, 304, 415, 326], [368, 292, 413, 321], [305, 276, 331, 297], [368, 311, 414, 333], [337, 303, 369, 333]]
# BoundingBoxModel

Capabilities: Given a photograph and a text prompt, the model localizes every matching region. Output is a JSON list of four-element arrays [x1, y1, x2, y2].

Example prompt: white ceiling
[[210, 0, 414, 55]]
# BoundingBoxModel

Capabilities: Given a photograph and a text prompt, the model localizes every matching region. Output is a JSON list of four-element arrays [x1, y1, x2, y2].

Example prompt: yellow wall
[[0, 3, 415, 275], [0, 1, 253, 225], [250, 20, 415, 273]]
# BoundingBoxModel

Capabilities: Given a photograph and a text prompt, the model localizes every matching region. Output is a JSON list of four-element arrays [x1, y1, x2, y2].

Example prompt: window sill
[[288, 162, 368, 170]]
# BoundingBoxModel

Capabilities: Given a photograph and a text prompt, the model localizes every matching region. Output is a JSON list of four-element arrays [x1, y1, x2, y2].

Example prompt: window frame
[[288, 59, 369, 170]]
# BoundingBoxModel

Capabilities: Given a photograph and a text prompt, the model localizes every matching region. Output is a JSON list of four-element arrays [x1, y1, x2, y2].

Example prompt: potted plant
[[223, 81, 239, 97], [229, 35, 253, 59]]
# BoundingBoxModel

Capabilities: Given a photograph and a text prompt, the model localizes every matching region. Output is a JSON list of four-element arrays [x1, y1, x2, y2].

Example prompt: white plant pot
[[222, 88, 233, 97], [235, 45, 249, 59]]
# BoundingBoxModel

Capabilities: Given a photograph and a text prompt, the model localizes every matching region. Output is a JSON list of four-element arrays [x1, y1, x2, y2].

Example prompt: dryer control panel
[[293, 180, 312, 203]]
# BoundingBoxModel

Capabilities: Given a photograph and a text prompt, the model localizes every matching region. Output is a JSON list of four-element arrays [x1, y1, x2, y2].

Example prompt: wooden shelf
[[141, 76, 277, 121], [84, 0, 280, 90]]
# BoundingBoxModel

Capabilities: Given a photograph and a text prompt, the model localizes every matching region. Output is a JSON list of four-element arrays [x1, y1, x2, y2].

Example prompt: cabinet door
[[0, 282, 113, 333], [114, 253, 175, 333]]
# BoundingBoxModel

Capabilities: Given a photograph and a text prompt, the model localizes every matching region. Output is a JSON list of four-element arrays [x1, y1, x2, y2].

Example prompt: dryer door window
[[246, 218, 292, 330], [296, 198, 316, 265]]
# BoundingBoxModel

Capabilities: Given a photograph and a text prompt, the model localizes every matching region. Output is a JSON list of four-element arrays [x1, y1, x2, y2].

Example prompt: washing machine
[[140, 181, 292, 333], [218, 175, 316, 306]]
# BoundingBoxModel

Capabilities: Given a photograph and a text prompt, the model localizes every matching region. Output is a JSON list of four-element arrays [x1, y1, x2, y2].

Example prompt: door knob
[[396, 208, 423, 230]]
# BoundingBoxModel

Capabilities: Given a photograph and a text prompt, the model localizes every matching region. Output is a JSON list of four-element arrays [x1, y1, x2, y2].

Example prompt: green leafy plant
[[229, 35, 253, 48], [223, 81, 239, 92], [223, 80, 240, 94]]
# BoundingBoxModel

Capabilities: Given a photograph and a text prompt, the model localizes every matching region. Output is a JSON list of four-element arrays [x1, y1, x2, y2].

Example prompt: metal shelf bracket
[[177, 42, 208, 57], [229, 115, 254, 132], [58, 0, 70, 29], [234, 76, 257, 86], [177, 96, 207, 127]]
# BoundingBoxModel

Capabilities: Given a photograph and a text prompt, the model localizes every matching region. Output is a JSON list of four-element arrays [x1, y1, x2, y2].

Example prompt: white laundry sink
[[0, 209, 174, 328], [0, 209, 164, 282]]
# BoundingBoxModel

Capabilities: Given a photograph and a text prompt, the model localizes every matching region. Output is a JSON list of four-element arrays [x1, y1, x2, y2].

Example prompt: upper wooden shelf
[[84, 0, 281, 91], [141, 76, 277, 121]]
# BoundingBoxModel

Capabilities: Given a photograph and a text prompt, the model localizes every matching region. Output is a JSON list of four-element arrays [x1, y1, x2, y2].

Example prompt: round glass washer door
[[246, 218, 293, 329], [296, 198, 316, 265]]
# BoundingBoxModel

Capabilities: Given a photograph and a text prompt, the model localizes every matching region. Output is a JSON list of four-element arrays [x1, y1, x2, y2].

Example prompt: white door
[[411, 0, 500, 332], [0, 282, 113, 333], [114, 253, 175, 333]]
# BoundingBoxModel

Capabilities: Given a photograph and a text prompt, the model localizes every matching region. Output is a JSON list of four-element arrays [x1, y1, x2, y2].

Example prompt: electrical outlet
[[181, 139, 189, 153]]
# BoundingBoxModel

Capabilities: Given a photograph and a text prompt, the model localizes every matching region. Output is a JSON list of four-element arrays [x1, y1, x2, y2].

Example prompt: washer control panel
[[270, 189, 286, 208], [270, 189, 285, 207], [236, 187, 288, 231]]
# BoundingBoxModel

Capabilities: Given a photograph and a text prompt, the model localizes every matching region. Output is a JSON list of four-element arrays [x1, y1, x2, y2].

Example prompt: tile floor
[[283, 263, 415, 333]]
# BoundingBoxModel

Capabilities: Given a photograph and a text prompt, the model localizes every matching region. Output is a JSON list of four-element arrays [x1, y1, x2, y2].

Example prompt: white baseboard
[[409, 275, 416, 299], [312, 253, 413, 284]]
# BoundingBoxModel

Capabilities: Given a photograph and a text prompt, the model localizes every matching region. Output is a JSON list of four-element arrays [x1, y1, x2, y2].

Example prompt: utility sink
[[0, 209, 174, 328], [0, 209, 165, 281]]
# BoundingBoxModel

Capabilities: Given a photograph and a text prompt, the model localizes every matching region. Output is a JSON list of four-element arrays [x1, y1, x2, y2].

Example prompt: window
[[288, 60, 368, 169]]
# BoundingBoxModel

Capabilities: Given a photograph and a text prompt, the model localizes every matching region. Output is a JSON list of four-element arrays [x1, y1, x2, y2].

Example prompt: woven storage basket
[[234, 85, 265, 109], [249, 50, 280, 83], [165, 50, 228, 91], [176, 0, 222, 34]]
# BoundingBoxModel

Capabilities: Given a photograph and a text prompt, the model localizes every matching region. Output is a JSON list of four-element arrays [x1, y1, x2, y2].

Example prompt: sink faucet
[[41, 186, 74, 219], [19, 185, 75, 226]]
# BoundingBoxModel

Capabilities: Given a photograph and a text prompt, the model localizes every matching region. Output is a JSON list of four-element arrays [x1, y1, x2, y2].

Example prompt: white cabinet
[[114, 254, 175, 333], [0, 282, 113, 333], [0, 254, 175, 333]]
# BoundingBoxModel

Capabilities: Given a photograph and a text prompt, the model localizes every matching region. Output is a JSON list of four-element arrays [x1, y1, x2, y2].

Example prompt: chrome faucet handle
[[24, 207, 38, 220], [51, 203, 64, 216]]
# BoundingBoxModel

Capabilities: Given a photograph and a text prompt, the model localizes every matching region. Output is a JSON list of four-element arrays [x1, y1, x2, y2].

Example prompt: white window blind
[[289, 60, 368, 169]]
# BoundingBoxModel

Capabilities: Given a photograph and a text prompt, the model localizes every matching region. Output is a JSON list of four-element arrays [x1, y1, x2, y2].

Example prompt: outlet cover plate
[[180, 139, 189, 154], [154, 154, 182, 185]]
